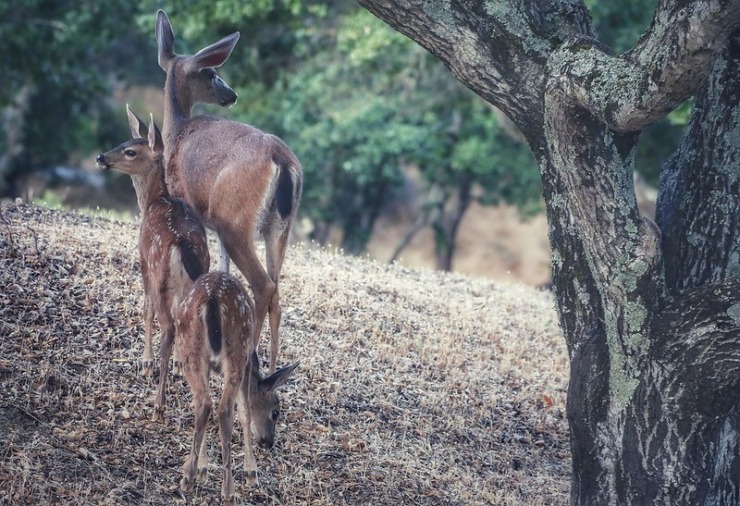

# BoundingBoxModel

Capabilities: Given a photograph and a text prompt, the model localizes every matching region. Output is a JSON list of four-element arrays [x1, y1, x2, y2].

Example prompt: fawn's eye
[[124, 149, 136, 157]]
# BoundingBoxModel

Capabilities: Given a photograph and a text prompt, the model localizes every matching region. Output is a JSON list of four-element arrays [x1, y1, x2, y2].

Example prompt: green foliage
[[2, 0, 680, 257], [242, 8, 540, 252], [585, 0, 656, 54], [0, 0, 153, 194]]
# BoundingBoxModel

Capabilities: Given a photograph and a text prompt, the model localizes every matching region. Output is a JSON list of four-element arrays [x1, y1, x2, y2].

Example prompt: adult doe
[[96, 106, 210, 421], [176, 271, 297, 502], [155, 10, 303, 373]]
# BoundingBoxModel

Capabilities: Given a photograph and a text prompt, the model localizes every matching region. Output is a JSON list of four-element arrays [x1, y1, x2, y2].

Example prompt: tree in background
[[356, 0, 740, 503], [137, 2, 541, 258], [257, 7, 541, 259], [2, 0, 688, 273], [0, 0, 156, 196]]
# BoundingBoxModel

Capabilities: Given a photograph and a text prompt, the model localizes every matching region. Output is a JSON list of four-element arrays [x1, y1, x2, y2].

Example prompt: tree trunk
[[389, 184, 442, 263], [432, 172, 472, 271], [0, 80, 33, 195], [356, 0, 740, 503]]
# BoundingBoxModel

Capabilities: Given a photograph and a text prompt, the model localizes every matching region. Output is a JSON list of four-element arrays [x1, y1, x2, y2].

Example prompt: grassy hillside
[[0, 201, 570, 505]]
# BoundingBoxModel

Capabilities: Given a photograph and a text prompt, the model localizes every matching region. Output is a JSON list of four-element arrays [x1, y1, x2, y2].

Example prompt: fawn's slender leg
[[197, 424, 209, 481], [237, 386, 258, 486], [181, 377, 212, 493], [153, 321, 175, 422], [170, 298, 182, 377], [142, 295, 155, 377], [218, 368, 241, 504]]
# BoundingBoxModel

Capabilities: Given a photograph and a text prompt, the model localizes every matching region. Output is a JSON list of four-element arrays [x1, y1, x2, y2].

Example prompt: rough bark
[[357, 0, 740, 503]]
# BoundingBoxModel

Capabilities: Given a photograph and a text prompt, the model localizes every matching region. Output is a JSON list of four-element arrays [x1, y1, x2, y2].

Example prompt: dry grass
[[0, 200, 570, 505]]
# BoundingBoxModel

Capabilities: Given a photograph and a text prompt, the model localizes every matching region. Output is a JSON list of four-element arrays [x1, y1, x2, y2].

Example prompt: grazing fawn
[[155, 9, 303, 373], [96, 106, 210, 421], [176, 271, 298, 502]]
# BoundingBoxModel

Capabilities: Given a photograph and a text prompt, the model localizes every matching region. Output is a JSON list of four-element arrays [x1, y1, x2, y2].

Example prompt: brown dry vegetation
[[0, 201, 570, 505]]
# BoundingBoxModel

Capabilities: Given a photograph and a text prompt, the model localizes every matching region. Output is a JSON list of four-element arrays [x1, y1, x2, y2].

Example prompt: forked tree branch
[[547, 0, 740, 132]]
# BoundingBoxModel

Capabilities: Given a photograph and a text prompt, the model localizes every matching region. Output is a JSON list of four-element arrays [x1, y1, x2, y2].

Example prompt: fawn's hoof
[[151, 406, 164, 423], [197, 466, 207, 482], [180, 475, 194, 493], [141, 360, 153, 377], [172, 360, 182, 377], [246, 469, 258, 487]]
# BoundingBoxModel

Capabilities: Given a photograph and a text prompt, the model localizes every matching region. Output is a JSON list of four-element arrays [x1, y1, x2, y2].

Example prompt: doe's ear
[[148, 113, 163, 154], [192, 32, 240, 69], [126, 104, 148, 140], [260, 363, 298, 393], [156, 10, 176, 71]]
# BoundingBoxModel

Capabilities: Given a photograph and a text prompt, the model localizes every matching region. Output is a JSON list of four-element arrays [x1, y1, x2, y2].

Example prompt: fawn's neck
[[132, 160, 169, 214]]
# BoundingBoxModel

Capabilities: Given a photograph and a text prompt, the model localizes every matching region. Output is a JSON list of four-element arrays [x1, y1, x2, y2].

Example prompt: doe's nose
[[95, 154, 105, 166]]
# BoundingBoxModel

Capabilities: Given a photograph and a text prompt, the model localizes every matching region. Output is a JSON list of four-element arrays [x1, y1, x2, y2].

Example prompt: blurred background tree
[[1, 0, 686, 270], [0, 0, 157, 198]]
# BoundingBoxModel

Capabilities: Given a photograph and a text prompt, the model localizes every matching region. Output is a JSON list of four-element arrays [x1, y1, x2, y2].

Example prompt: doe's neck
[[162, 70, 194, 161]]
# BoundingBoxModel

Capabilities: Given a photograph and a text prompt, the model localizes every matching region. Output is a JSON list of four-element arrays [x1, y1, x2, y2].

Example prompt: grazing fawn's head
[[248, 351, 298, 449], [96, 105, 163, 174], [156, 9, 239, 110]]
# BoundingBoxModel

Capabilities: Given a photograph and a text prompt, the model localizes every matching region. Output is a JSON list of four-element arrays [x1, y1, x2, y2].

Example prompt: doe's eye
[[124, 149, 137, 157], [271, 409, 280, 421]]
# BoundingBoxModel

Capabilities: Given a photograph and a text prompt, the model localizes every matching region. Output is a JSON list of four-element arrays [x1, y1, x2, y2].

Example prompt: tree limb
[[547, 0, 740, 132], [657, 30, 740, 292], [355, 0, 593, 140]]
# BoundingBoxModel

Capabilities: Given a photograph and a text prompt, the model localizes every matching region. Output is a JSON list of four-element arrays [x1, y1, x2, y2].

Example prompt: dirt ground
[[0, 201, 570, 505]]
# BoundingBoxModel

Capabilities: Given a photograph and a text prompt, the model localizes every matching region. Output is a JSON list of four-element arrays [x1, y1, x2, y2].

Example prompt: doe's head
[[155, 9, 239, 109], [247, 351, 298, 450]]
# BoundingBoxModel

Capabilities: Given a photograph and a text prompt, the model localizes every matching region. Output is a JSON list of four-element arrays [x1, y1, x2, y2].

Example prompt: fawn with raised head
[[155, 10, 303, 374], [96, 106, 210, 421], [176, 271, 298, 503]]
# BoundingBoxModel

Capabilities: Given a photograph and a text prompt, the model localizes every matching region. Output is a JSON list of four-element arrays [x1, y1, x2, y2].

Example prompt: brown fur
[[96, 107, 210, 421], [156, 10, 303, 374], [176, 271, 297, 502]]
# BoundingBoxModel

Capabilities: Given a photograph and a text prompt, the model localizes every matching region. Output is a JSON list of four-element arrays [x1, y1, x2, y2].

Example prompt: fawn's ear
[[260, 363, 298, 393], [156, 10, 175, 71], [192, 32, 240, 69], [126, 104, 148, 140], [148, 113, 163, 155]]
